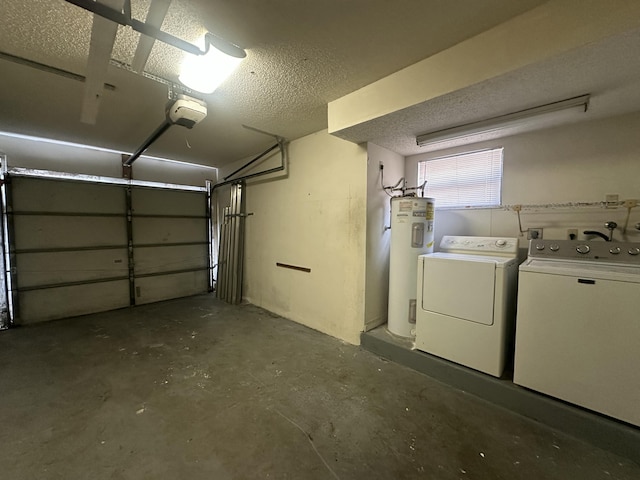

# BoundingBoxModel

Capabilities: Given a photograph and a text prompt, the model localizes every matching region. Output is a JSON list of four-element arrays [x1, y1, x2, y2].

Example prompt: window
[[417, 148, 503, 209]]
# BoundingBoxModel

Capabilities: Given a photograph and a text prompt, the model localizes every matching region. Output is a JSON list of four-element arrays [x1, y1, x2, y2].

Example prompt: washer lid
[[422, 252, 518, 268], [520, 259, 640, 282]]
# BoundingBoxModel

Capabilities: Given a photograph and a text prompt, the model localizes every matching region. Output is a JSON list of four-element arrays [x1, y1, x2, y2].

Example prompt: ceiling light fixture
[[416, 94, 590, 149], [179, 33, 246, 94]]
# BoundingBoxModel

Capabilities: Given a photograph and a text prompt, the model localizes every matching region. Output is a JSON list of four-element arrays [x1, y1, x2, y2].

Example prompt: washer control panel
[[440, 236, 519, 254], [528, 239, 640, 265]]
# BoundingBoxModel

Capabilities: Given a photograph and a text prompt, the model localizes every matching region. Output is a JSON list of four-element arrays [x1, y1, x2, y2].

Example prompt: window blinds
[[417, 148, 503, 209]]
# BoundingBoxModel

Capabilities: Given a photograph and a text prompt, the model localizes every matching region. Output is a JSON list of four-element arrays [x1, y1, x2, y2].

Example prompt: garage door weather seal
[[6, 167, 207, 192]]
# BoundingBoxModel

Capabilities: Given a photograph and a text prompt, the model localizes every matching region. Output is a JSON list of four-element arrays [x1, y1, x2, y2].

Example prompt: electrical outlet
[[527, 228, 543, 240], [567, 228, 578, 240], [606, 194, 619, 208]]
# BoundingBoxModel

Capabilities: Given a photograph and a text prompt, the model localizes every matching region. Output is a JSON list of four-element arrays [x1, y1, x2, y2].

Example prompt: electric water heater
[[387, 197, 435, 337]]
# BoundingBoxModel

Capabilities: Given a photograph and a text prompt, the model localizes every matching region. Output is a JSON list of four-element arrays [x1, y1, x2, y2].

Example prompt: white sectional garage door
[[7, 176, 210, 325]]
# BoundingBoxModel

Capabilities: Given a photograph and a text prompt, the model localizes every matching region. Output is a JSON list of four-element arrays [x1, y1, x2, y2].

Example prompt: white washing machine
[[514, 239, 640, 427], [416, 236, 520, 377]]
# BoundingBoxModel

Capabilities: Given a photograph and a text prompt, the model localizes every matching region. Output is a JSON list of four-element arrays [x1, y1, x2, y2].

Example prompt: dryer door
[[421, 257, 496, 325]]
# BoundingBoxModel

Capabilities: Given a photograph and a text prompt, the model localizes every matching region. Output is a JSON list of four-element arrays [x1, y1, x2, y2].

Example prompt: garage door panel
[[132, 217, 206, 245], [8, 175, 211, 324], [130, 187, 210, 305], [15, 249, 128, 288], [17, 280, 130, 324], [11, 177, 124, 214], [13, 216, 126, 249], [131, 188, 205, 216], [134, 245, 208, 275], [135, 271, 208, 305]]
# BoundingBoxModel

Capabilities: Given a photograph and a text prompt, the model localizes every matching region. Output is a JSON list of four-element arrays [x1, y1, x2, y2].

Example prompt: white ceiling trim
[[80, 0, 125, 124]]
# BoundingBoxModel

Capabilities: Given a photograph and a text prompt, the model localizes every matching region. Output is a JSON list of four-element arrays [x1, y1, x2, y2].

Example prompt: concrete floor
[[0, 295, 638, 480]]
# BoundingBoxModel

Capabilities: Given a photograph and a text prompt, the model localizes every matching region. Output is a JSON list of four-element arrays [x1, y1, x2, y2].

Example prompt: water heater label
[[396, 212, 409, 223], [426, 202, 434, 220], [399, 200, 413, 212]]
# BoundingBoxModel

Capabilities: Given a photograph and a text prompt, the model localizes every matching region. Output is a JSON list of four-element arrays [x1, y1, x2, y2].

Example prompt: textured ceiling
[[0, 0, 549, 167], [332, 27, 640, 156]]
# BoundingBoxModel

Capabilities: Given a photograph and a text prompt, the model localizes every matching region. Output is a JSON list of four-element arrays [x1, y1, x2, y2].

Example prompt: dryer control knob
[[610, 247, 621, 254], [576, 244, 591, 254], [549, 244, 560, 251], [495, 239, 507, 247], [628, 248, 640, 256], [535, 243, 545, 251]]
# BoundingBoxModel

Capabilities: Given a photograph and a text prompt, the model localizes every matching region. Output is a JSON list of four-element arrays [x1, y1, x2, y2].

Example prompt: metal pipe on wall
[[223, 143, 280, 181], [211, 138, 287, 193]]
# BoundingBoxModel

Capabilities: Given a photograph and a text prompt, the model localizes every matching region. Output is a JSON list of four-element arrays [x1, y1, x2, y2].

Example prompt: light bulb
[[179, 40, 244, 94]]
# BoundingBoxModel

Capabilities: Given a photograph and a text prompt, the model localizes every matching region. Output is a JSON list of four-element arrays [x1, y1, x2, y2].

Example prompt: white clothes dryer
[[416, 236, 520, 377]]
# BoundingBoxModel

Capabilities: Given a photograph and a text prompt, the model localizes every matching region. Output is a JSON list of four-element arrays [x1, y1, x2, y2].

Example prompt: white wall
[[0, 133, 217, 186], [405, 112, 640, 248], [364, 143, 404, 331], [235, 130, 368, 345]]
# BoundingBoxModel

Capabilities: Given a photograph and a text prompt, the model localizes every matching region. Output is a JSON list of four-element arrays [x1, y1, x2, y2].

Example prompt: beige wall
[[239, 130, 368, 345], [404, 111, 640, 249], [364, 143, 403, 331]]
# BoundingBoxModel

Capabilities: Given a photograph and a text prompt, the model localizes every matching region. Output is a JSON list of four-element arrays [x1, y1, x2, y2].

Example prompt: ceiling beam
[[80, 0, 125, 125], [131, 0, 172, 73], [66, 0, 205, 55], [0, 50, 116, 91]]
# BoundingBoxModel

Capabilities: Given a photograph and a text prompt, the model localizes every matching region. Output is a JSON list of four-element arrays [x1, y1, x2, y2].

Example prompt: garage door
[[5, 175, 211, 325]]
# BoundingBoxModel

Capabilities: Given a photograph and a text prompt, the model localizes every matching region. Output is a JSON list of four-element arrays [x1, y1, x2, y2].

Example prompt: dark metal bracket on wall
[[121, 154, 133, 179]]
